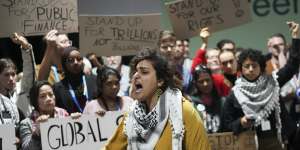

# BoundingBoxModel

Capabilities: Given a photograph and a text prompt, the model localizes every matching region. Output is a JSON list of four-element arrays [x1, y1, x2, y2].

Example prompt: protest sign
[[0, 0, 78, 37], [79, 14, 161, 56], [165, 0, 252, 39], [0, 124, 16, 150], [40, 112, 123, 150], [208, 131, 256, 150]]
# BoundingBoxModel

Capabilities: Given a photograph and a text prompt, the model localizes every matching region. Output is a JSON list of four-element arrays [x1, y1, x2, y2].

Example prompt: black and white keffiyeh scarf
[[233, 72, 282, 143], [133, 102, 159, 139], [125, 88, 184, 150]]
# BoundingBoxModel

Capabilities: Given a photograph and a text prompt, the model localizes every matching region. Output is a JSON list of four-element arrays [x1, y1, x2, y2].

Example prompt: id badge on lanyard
[[261, 119, 271, 131], [68, 76, 89, 112]]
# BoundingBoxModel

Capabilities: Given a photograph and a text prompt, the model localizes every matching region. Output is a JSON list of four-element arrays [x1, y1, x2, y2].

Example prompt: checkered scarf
[[233, 72, 282, 143], [133, 102, 159, 139], [125, 88, 184, 150]]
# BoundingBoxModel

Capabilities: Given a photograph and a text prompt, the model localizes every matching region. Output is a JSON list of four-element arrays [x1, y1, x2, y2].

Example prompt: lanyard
[[68, 75, 89, 112], [51, 66, 60, 82]]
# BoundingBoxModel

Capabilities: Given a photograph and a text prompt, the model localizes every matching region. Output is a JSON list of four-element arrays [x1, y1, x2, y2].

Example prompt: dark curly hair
[[96, 66, 121, 96], [130, 48, 176, 92], [237, 48, 266, 72], [29, 80, 52, 112]]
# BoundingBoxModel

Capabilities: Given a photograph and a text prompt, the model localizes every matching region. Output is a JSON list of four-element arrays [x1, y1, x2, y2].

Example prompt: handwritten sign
[[208, 131, 256, 150], [165, 0, 252, 39], [40, 112, 123, 150], [0, 0, 78, 37], [0, 124, 16, 150], [79, 14, 161, 56]]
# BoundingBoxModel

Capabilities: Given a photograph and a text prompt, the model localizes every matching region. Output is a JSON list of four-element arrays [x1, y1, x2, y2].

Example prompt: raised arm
[[191, 27, 211, 71], [11, 33, 35, 93], [37, 30, 60, 81], [277, 21, 300, 87], [288, 21, 299, 39], [200, 27, 210, 50], [11, 33, 35, 116]]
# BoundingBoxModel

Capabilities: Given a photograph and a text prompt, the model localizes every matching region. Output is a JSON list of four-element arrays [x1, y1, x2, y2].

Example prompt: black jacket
[[53, 74, 97, 113], [221, 39, 300, 140]]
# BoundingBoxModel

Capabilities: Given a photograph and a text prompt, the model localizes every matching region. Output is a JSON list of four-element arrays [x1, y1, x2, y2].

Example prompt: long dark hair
[[29, 80, 52, 112], [191, 64, 222, 114], [130, 48, 176, 92], [96, 66, 121, 97]]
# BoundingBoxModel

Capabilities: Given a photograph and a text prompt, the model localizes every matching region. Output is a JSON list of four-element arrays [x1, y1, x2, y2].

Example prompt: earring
[[155, 88, 163, 97]]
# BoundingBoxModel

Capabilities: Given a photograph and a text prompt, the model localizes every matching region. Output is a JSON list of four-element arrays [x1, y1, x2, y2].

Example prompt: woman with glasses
[[190, 64, 229, 133], [53, 47, 97, 113], [221, 22, 299, 149]]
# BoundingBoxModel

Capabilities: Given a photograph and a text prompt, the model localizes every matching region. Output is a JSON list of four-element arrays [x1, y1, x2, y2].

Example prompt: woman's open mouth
[[134, 82, 143, 93]]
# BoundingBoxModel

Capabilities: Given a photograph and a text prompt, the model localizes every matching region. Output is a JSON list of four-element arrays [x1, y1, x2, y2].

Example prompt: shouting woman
[[103, 49, 211, 149]]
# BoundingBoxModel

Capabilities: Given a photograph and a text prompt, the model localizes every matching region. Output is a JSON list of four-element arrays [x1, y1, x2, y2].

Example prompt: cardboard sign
[[40, 112, 124, 150], [165, 0, 252, 39], [79, 14, 161, 56], [0, 0, 78, 37], [0, 124, 16, 150], [208, 131, 256, 150]]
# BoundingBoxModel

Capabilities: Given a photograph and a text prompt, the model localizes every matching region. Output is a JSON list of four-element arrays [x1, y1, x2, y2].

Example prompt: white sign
[[79, 14, 161, 56], [165, 0, 252, 39], [40, 112, 124, 150], [0, 124, 16, 150], [0, 0, 78, 37]]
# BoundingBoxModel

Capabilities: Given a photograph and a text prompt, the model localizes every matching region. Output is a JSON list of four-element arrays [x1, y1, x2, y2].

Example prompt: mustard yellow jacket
[[103, 98, 211, 150]]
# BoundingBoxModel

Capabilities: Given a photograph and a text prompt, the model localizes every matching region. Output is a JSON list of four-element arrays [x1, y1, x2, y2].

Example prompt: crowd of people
[[0, 20, 299, 150]]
